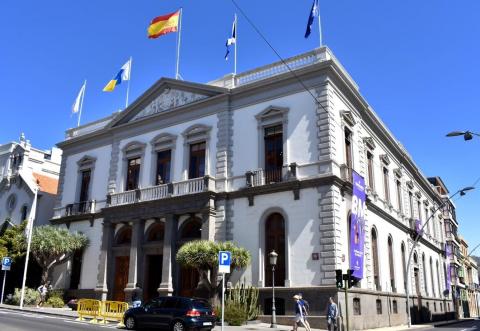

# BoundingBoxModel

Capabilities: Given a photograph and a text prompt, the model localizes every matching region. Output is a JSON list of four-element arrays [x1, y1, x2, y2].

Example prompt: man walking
[[298, 293, 311, 331], [293, 295, 311, 331], [326, 297, 339, 331]]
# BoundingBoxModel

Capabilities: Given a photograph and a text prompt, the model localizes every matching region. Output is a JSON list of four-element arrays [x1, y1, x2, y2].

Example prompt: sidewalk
[[363, 318, 476, 331], [0, 303, 78, 318]]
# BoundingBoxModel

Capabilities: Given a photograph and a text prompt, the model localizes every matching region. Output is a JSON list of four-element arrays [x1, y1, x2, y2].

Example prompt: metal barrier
[[76, 299, 101, 323], [99, 300, 129, 327]]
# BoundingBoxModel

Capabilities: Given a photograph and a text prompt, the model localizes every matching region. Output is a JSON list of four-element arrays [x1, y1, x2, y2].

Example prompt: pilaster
[[107, 138, 120, 194], [94, 220, 114, 300], [215, 105, 234, 192], [315, 83, 337, 173]]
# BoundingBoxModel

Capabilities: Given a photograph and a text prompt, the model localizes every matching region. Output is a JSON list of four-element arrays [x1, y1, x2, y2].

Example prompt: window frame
[[121, 141, 146, 192], [150, 133, 177, 185], [182, 124, 212, 180]]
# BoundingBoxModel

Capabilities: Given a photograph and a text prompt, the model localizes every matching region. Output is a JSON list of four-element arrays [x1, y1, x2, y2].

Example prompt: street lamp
[[405, 186, 474, 327], [446, 131, 480, 141], [269, 250, 278, 328]]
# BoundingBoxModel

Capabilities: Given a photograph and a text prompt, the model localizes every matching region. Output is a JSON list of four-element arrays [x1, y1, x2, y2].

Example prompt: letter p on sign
[[218, 251, 231, 274]]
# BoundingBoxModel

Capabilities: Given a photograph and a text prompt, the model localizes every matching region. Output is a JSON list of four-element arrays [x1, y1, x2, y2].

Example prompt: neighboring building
[[465, 256, 479, 317], [51, 47, 455, 329], [0, 134, 61, 228]]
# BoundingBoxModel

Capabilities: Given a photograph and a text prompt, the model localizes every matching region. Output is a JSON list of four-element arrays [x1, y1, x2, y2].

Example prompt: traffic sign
[[1, 257, 12, 271], [218, 251, 231, 274]]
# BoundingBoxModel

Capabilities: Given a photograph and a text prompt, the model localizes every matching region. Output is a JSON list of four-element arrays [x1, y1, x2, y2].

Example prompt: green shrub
[[9, 288, 40, 306], [226, 283, 260, 321], [48, 289, 64, 300], [224, 302, 247, 326], [47, 296, 64, 308]]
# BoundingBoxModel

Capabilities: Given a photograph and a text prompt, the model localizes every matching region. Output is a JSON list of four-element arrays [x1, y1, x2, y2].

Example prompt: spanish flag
[[148, 10, 180, 39]]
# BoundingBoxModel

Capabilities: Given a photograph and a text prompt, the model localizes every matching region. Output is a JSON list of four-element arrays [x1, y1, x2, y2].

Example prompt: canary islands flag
[[103, 59, 131, 92], [148, 10, 180, 39]]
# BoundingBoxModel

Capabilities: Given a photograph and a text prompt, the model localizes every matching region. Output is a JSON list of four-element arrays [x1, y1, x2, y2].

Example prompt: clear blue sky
[[1, 1, 479, 251]]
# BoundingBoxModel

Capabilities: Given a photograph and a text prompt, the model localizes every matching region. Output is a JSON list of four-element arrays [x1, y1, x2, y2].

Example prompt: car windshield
[[192, 300, 211, 310]]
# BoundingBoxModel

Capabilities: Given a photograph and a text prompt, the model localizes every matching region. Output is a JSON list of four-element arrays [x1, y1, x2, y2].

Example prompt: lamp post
[[269, 250, 278, 328], [446, 131, 480, 141], [405, 186, 474, 327]]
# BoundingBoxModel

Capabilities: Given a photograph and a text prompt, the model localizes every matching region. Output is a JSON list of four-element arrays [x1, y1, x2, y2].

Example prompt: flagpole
[[175, 8, 183, 80], [77, 80, 86, 127], [125, 57, 132, 109], [317, 0, 323, 47], [232, 13, 237, 88]]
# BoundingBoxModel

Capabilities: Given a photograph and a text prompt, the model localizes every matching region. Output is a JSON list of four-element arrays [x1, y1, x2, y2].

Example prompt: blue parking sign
[[218, 251, 231, 274], [2, 257, 12, 271]]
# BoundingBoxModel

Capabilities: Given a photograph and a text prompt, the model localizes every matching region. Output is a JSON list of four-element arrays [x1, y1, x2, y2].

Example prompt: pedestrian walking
[[326, 297, 339, 331], [37, 281, 51, 308], [298, 293, 311, 331], [292, 295, 311, 331], [132, 283, 143, 308]]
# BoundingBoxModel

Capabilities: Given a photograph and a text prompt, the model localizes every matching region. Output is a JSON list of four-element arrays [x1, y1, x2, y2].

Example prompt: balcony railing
[[245, 164, 297, 187], [108, 176, 214, 207], [52, 200, 102, 218]]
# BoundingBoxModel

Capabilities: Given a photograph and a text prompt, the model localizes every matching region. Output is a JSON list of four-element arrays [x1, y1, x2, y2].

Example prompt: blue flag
[[225, 16, 237, 60], [305, 0, 319, 38]]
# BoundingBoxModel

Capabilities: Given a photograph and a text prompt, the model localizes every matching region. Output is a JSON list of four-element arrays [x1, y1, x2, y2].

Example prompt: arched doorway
[[265, 213, 286, 287], [144, 222, 165, 301], [178, 217, 202, 297], [113, 226, 132, 302]]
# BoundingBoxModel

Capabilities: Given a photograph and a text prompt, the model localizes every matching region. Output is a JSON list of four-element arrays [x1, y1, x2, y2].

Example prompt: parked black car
[[123, 296, 216, 331]]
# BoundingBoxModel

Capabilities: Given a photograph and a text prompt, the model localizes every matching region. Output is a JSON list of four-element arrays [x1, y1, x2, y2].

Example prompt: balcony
[[245, 164, 297, 187], [107, 176, 215, 207], [53, 200, 103, 218]]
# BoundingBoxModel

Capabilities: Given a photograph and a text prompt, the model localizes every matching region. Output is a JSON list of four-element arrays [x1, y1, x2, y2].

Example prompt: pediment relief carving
[[363, 137, 376, 150], [340, 110, 357, 127], [379, 154, 391, 165], [77, 155, 97, 168], [255, 106, 289, 122], [131, 88, 209, 121]]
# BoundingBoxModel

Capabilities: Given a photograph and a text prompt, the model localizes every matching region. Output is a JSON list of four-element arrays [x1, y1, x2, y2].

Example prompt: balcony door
[[156, 150, 171, 185], [126, 157, 141, 191], [188, 142, 205, 179], [264, 125, 283, 183], [79, 170, 91, 213]]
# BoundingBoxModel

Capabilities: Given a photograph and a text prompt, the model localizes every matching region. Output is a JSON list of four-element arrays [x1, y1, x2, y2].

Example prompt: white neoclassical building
[[51, 47, 458, 329]]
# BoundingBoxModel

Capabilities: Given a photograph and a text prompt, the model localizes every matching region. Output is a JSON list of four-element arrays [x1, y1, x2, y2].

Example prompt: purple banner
[[415, 219, 423, 236], [446, 244, 451, 291], [350, 171, 366, 279]]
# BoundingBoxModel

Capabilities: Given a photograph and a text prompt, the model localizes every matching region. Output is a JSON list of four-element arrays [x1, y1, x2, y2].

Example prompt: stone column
[[158, 214, 178, 296], [124, 219, 145, 302], [94, 220, 114, 301], [201, 209, 216, 241]]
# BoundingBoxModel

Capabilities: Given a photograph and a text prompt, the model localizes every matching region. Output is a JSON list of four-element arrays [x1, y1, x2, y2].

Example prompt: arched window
[[115, 226, 132, 245], [146, 223, 165, 242], [430, 257, 436, 297], [371, 228, 380, 290], [401, 242, 407, 290], [265, 213, 286, 287], [422, 254, 428, 296], [180, 217, 202, 240], [388, 236, 395, 292]]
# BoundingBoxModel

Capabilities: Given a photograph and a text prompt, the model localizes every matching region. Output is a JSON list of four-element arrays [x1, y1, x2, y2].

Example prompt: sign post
[[218, 251, 231, 331], [1, 257, 12, 305]]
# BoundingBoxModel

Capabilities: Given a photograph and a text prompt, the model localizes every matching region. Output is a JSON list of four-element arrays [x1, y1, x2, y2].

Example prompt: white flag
[[72, 81, 86, 114], [121, 58, 132, 81]]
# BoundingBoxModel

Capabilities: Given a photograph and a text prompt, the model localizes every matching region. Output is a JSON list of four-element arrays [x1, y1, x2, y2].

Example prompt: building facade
[[0, 134, 61, 228], [51, 47, 455, 329]]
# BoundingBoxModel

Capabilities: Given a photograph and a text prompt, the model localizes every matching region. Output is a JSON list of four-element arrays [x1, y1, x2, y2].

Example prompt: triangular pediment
[[108, 78, 226, 127]]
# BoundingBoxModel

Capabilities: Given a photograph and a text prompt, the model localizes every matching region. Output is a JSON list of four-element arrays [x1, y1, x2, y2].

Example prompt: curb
[[396, 319, 476, 331], [0, 305, 77, 319]]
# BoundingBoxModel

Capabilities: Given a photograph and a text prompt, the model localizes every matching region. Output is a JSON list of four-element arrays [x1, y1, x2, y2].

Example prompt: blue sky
[[1, 1, 479, 251]]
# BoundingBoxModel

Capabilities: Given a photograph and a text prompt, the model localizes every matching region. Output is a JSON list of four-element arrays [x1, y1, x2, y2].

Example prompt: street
[[0, 308, 120, 331], [432, 320, 480, 331]]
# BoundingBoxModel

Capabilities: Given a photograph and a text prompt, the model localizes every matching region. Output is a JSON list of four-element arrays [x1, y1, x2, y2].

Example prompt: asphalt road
[[0, 308, 120, 331], [430, 319, 480, 331]]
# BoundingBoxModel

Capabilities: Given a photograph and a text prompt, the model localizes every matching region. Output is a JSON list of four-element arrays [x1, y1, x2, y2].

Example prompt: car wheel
[[125, 316, 136, 330], [172, 320, 185, 331]]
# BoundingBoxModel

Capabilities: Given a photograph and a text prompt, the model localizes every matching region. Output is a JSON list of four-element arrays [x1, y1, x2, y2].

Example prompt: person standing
[[131, 283, 143, 308], [326, 297, 339, 331], [37, 282, 49, 308]]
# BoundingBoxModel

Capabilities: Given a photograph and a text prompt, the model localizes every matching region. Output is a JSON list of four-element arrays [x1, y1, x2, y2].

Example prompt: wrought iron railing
[[65, 201, 96, 216]]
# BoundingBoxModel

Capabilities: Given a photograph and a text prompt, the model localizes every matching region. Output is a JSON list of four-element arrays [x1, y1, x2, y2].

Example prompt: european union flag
[[305, 0, 319, 39]]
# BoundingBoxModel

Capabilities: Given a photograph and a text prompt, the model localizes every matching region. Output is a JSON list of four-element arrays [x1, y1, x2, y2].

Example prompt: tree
[[0, 220, 27, 261], [29, 226, 88, 284], [176, 240, 250, 304]]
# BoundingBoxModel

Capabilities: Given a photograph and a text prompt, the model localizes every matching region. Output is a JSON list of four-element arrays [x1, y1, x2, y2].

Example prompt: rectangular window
[[188, 142, 206, 179], [392, 300, 398, 314], [156, 150, 171, 185], [264, 125, 283, 183], [409, 192, 414, 219], [396, 180, 403, 212], [344, 128, 353, 172], [376, 299, 382, 315], [367, 152, 374, 189], [353, 298, 361, 315], [383, 168, 390, 203], [79, 169, 91, 213], [417, 200, 422, 220], [425, 207, 430, 234], [126, 157, 141, 191]]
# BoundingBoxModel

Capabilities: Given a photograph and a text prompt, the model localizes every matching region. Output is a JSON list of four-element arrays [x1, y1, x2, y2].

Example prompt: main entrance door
[[179, 267, 199, 297], [145, 255, 163, 302], [177, 217, 202, 297], [113, 256, 129, 302]]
